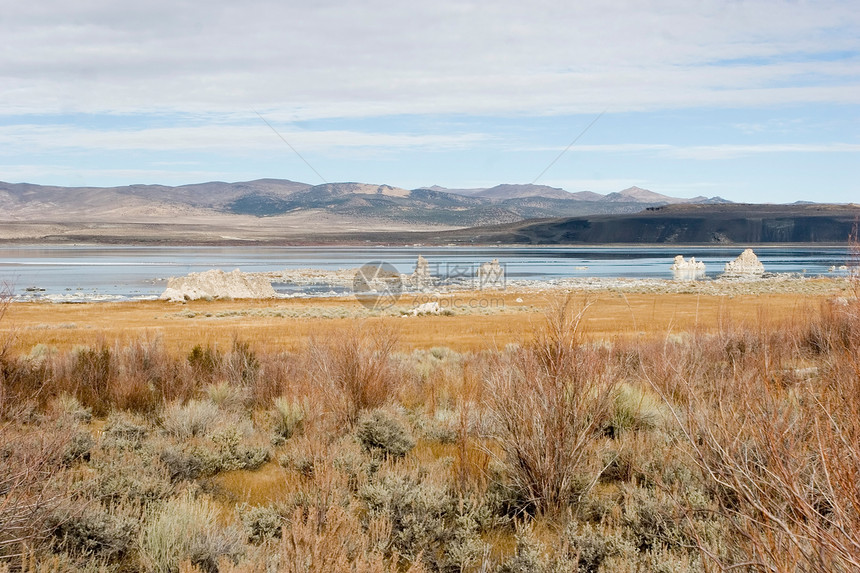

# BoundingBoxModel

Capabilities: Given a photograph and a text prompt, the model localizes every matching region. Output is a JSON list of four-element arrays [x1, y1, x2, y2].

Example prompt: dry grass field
[[0, 288, 838, 355], [2, 280, 859, 572]]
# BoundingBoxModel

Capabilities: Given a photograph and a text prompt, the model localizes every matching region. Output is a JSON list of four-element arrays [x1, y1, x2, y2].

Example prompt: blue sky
[[1, 0, 859, 203]]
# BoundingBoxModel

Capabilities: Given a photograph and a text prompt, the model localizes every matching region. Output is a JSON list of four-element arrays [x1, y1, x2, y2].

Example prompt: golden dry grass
[[1, 289, 830, 356], [208, 461, 300, 506]]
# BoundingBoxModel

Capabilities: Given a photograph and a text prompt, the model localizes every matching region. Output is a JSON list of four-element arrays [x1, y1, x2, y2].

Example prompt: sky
[[1, 0, 859, 203]]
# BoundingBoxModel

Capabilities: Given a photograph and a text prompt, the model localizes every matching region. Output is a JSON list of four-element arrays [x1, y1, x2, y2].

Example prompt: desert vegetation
[[2, 283, 860, 572]]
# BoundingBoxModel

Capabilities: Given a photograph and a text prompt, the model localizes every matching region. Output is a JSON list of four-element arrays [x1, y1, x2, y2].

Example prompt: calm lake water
[[0, 245, 853, 301]]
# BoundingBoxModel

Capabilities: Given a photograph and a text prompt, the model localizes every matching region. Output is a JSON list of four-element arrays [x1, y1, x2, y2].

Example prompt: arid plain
[[3, 279, 853, 355]]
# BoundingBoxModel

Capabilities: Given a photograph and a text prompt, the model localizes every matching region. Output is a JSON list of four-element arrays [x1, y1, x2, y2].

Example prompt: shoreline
[[7, 274, 856, 304], [3, 243, 855, 303]]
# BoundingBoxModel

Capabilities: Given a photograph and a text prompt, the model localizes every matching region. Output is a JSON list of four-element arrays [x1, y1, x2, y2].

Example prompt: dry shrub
[[604, 382, 668, 438], [205, 425, 270, 473], [225, 339, 289, 410], [497, 520, 633, 573], [88, 446, 173, 505], [270, 397, 305, 442], [0, 288, 19, 417], [6, 335, 196, 416], [453, 359, 488, 495], [484, 296, 616, 516], [51, 393, 92, 424], [69, 344, 114, 416], [22, 337, 189, 415], [4, 352, 57, 416], [49, 498, 140, 563], [803, 297, 860, 361], [250, 351, 297, 409], [224, 338, 260, 388], [635, 323, 766, 411], [0, 353, 50, 419], [397, 347, 464, 413], [0, 416, 75, 561], [307, 324, 400, 427], [159, 419, 270, 480], [564, 522, 634, 573], [275, 506, 425, 573], [114, 336, 174, 413], [110, 374, 158, 414], [161, 399, 221, 440], [187, 344, 223, 387], [238, 504, 285, 544], [358, 466, 487, 571], [138, 491, 244, 573], [656, 319, 860, 572], [531, 294, 592, 381], [355, 408, 415, 459], [101, 411, 149, 451], [205, 381, 248, 413]]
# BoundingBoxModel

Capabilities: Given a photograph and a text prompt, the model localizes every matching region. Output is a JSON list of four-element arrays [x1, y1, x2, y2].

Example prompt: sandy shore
[[259, 269, 856, 297]]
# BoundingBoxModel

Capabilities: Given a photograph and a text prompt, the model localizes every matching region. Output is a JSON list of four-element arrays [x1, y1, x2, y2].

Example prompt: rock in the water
[[160, 269, 277, 301], [723, 249, 765, 277], [670, 255, 706, 280], [670, 255, 705, 271], [410, 255, 433, 289], [476, 258, 505, 288]]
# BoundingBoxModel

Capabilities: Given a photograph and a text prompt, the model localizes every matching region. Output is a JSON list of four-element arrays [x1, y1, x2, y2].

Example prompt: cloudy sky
[[2, 0, 859, 202]]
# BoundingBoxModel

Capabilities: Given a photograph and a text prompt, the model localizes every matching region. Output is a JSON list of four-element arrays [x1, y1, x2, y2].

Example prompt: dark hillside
[[437, 203, 860, 244]]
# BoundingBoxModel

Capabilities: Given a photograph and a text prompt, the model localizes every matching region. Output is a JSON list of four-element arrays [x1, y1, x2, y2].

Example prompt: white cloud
[[516, 142, 860, 159], [667, 143, 860, 160], [527, 144, 674, 153], [2, 0, 858, 200], [0, 164, 234, 186], [0, 123, 491, 153], [1, 0, 858, 118]]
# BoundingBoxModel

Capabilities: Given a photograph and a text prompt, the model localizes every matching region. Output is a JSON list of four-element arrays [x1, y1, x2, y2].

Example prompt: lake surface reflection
[[0, 245, 853, 301]]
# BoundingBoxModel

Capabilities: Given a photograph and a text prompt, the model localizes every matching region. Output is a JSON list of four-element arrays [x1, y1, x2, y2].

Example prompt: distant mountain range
[[3, 178, 857, 246], [435, 203, 860, 245], [426, 183, 729, 205], [0, 178, 730, 230]]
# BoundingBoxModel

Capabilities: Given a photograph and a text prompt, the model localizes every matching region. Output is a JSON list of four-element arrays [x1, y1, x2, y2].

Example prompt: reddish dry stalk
[[484, 295, 616, 516], [306, 324, 400, 427], [642, 296, 860, 572]]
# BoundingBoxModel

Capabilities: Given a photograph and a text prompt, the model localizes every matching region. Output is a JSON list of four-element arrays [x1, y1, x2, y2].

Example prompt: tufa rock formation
[[410, 255, 433, 289], [160, 269, 277, 301], [670, 255, 706, 280], [670, 255, 705, 271], [409, 301, 441, 316], [476, 258, 505, 288], [723, 249, 765, 277]]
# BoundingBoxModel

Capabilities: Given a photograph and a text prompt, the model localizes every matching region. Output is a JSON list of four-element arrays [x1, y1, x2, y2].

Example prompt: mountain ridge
[[434, 203, 860, 245], [429, 183, 729, 204], [1, 179, 728, 229]]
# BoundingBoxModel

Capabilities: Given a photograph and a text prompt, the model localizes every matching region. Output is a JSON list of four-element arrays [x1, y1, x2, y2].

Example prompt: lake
[[0, 245, 853, 302]]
